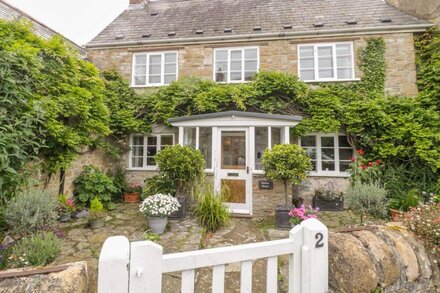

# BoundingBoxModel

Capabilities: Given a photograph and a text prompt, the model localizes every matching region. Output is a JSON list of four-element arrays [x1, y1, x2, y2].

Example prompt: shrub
[[345, 181, 388, 222], [88, 197, 106, 220], [261, 144, 312, 205], [10, 232, 61, 268], [194, 182, 231, 232], [139, 194, 180, 218], [154, 145, 205, 196], [387, 189, 420, 212], [402, 198, 439, 265], [349, 149, 385, 186], [73, 165, 117, 209], [143, 174, 176, 199], [110, 167, 128, 201], [4, 189, 58, 234]]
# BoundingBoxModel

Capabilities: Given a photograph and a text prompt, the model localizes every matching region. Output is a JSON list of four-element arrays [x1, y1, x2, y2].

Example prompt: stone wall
[[87, 32, 419, 96]]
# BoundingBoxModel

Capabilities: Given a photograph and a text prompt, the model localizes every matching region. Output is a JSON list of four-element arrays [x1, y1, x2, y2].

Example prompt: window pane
[[132, 157, 143, 168], [216, 71, 227, 82], [149, 64, 161, 75], [255, 127, 268, 170], [300, 70, 315, 81], [216, 62, 228, 73], [165, 64, 176, 74], [300, 58, 314, 69], [311, 161, 317, 172], [318, 57, 333, 68], [184, 127, 196, 148], [304, 148, 317, 160], [337, 56, 352, 67], [149, 55, 162, 64], [318, 69, 334, 78], [147, 136, 157, 145], [164, 74, 176, 84], [321, 136, 334, 147], [337, 69, 352, 79], [215, 50, 228, 61], [299, 46, 314, 57], [231, 60, 241, 71], [134, 76, 146, 85], [322, 161, 335, 171], [149, 75, 161, 84], [164, 53, 176, 63], [244, 71, 256, 81], [135, 55, 147, 65], [147, 146, 157, 156], [317, 46, 333, 57], [301, 136, 316, 147], [321, 148, 335, 160], [199, 127, 212, 169], [132, 146, 143, 157], [339, 148, 353, 161], [230, 50, 242, 60], [147, 158, 156, 166], [271, 128, 281, 146], [132, 135, 144, 145], [336, 44, 351, 55], [135, 65, 146, 75], [244, 48, 258, 59], [245, 60, 257, 71], [339, 161, 351, 172], [338, 136, 350, 147], [161, 135, 173, 146], [230, 72, 242, 81]]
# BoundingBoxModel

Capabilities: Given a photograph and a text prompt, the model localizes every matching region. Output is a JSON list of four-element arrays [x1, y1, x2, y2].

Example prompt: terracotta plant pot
[[389, 208, 403, 221], [124, 192, 140, 203]]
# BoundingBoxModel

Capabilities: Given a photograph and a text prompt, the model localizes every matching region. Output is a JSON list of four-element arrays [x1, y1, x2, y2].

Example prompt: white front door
[[215, 128, 252, 215]]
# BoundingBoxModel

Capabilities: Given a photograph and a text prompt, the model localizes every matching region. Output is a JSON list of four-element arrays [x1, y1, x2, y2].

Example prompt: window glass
[[131, 135, 144, 168], [199, 127, 212, 169], [271, 127, 281, 147], [300, 135, 317, 172], [338, 135, 353, 172], [133, 52, 177, 86], [214, 47, 259, 82], [161, 135, 173, 148], [130, 134, 174, 168], [183, 127, 196, 149], [255, 127, 268, 170]]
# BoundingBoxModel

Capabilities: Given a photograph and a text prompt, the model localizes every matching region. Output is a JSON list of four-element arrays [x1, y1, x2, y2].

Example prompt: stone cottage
[[85, 0, 431, 216]]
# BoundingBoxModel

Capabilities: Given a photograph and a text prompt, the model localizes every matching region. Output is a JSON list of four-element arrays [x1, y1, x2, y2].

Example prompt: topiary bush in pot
[[262, 144, 312, 228], [154, 145, 205, 219]]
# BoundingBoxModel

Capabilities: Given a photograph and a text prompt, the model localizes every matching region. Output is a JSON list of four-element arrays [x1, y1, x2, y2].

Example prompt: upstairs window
[[132, 51, 178, 87], [214, 47, 259, 83], [298, 43, 354, 82]]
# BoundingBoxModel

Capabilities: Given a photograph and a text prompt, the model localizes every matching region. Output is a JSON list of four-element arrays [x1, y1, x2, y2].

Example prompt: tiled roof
[[0, 0, 86, 56], [87, 0, 431, 48]]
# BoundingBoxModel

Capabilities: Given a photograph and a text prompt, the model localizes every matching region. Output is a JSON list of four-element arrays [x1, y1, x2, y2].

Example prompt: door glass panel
[[222, 179, 246, 203], [221, 131, 246, 170], [271, 128, 281, 146], [199, 127, 212, 169]]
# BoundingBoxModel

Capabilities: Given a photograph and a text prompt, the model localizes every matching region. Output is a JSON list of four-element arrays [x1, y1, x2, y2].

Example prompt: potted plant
[[124, 183, 142, 203], [139, 193, 180, 234], [155, 145, 205, 219], [388, 189, 420, 220], [262, 144, 312, 228], [289, 204, 319, 227], [58, 194, 76, 222], [312, 181, 344, 211], [88, 197, 106, 229]]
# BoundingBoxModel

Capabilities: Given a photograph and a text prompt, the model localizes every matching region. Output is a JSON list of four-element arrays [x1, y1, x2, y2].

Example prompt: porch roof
[[168, 111, 302, 127]]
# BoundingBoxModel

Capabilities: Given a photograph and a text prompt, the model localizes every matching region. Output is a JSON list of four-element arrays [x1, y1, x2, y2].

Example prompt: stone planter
[[59, 213, 71, 222], [312, 196, 344, 211], [148, 217, 168, 234], [124, 192, 140, 203], [389, 208, 403, 221], [275, 205, 293, 229], [89, 218, 105, 229], [169, 196, 186, 219]]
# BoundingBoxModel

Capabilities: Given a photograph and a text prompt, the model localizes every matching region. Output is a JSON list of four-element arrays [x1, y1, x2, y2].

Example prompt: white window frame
[[181, 127, 214, 173], [128, 133, 175, 170], [299, 133, 353, 177], [297, 42, 358, 82], [252, 126, 288, 174], [131, 51, 178, 87], [213, 46, 260, 83]]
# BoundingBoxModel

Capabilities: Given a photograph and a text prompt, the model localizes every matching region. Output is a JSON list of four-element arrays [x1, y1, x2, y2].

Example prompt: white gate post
[[129, 241, 163, 293], [98, 236, 130, 293], [301, 219, 328, 293]]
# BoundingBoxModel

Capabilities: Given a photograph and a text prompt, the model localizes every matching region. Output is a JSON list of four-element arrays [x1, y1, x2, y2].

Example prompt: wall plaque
[[258, 180, 273, 190]]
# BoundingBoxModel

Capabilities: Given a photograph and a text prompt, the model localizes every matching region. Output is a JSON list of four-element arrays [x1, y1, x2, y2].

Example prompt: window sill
[[308, 172, 350, 178], [126, 167, 158, 171], [131, 84, 168, 88], [303, 78, 361, 83]]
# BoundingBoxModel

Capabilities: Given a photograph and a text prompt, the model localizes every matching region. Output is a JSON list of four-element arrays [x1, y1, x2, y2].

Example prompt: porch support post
[[178, 127, 184, 145], [249, 127, 255, 175], [284, 126, 290, 144]]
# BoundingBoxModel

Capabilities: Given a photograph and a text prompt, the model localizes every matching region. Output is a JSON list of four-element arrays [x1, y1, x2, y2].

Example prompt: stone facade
[[87, 33, 419, 97]]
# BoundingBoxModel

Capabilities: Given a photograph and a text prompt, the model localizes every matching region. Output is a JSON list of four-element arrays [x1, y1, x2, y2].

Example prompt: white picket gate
[[97, 218, 328, 293]]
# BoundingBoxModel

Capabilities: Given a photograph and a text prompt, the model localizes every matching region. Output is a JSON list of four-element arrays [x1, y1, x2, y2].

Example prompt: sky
[[5, 0, 129, 46]]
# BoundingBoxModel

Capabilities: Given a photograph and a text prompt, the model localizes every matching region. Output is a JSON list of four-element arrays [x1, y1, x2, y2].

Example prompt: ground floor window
[[183, 127, 212, 169], [129, 134, 174, 169], [299, 133, 353, 176]]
